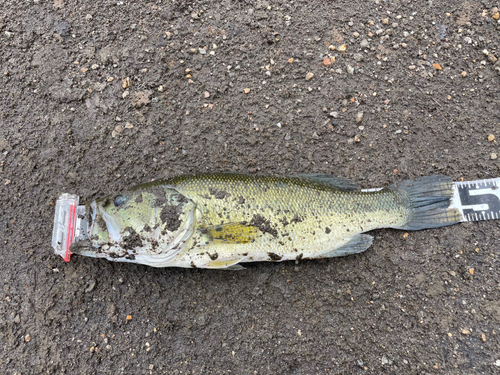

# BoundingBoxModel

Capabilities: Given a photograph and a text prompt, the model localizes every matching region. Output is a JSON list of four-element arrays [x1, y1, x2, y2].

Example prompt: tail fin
[[393, 176, 462, 230]]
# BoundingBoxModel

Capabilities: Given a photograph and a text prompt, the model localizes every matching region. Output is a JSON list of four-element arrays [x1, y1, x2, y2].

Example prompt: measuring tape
[[51, 177, 500, 262], [451, 178, 500, 222]]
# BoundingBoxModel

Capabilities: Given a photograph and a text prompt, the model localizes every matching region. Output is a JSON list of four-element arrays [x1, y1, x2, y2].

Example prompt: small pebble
[[462, 71, 467, 77], [288, 58, 294, 63], [462, 329, 471, 335], [495, 359, 500, 367], [125, 122, 134, 129], [122, 77, 132, 89], [244, 88, 251, 94], [360, 39, 369, 48], [356, 112, 363, 123], [305, 72, 314, 81], [347, 65, 355, 74], [337, 44, 347, 53], [488, 134, 495, 142], [204, 91, 210, 98], [85, 279, 97, 293], [91, 64, 99, 70], [329, 112, 338, 118], [328, 45, 336, 50], [122, 90, 129, 99], [25, 334, 31, 342], [481, 333, 487, 342], [381, 18, 389, 25], [491, 153, 498, 160], [432, 63, 442, 70], [199, 48, 207, 55], [126, 315, 132, 321], [158, 85, 164, 92]]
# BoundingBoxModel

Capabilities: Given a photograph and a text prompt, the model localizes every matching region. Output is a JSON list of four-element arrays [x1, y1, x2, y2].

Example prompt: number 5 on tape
[[452, 178, 500, 222]]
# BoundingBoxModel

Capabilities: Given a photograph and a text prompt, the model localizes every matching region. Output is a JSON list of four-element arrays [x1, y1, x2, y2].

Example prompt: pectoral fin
[[201, 222, 261, 244], [322, 234, 373, 258]]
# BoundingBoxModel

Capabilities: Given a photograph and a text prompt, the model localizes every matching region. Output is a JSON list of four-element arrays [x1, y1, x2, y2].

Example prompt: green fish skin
[[71, 174, 462, 269]]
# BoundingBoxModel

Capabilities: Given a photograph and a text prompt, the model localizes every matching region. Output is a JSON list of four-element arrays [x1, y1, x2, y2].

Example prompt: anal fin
[[322, 234, 373, 258]]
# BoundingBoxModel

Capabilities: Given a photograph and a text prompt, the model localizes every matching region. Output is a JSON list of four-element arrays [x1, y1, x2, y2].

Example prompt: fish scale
[[168, 174, 431, 267]]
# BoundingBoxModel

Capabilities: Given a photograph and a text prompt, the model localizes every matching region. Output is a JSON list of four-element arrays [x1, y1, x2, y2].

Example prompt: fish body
[[71, 174, 461, 269]]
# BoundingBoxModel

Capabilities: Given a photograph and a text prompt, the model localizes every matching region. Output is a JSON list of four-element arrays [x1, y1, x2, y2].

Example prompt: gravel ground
[[1, 0, 500, 374]]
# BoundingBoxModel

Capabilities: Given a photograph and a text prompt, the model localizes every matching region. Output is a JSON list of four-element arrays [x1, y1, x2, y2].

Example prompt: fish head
[[71, 184, 196, 266]]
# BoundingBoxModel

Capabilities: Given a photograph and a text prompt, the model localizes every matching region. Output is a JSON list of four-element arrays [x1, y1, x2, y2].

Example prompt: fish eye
[[114, 195, 126, 207]]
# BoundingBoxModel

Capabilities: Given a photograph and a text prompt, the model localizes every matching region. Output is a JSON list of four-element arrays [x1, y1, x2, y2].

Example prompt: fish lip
[[87, 201, 97, 236]]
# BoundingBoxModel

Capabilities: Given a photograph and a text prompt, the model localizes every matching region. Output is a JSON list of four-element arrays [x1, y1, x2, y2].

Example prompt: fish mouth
[[86, 201, 123, 246], [69, 239, 96, 256], [99, 206, 122, 242]]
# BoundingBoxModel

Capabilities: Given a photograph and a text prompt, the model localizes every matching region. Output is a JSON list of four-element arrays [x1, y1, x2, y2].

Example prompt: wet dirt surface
[[1, 0, 500, 374]]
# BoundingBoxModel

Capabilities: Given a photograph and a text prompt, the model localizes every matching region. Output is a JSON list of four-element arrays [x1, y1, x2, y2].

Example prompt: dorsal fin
[[299, 174, 361, 191]]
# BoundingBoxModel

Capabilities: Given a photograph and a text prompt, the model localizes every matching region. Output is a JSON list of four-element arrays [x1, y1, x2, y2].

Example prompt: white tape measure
[[451, 178, 500, 222]]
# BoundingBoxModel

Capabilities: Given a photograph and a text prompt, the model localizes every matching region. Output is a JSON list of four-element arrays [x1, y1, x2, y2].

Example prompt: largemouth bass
[[70, 174, 461, 269]]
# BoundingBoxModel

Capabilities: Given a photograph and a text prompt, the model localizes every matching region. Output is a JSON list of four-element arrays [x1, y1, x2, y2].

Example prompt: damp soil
[[1, 1, 500, 374]]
